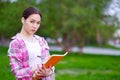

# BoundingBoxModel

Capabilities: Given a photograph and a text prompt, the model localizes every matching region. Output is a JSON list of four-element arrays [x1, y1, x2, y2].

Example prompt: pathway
[[49, 46, 120, 56]]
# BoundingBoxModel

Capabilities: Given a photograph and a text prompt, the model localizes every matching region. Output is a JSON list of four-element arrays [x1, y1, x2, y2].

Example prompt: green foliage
[[0, 0, 117, 48], [0, 0, 40, 38]]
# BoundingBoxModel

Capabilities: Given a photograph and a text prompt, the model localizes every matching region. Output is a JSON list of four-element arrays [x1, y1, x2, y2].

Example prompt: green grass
[[0, 46, 120, 80], [0, 46, 16, 80], [51, 51, 120, 80]]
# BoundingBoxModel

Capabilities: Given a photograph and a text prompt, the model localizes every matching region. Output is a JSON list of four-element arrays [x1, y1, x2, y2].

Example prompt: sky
[[104, 0, 120, 20], [104, 0, 120, 37]]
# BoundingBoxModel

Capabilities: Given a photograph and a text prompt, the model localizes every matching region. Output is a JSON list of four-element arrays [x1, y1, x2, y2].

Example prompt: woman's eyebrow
[[30, 18, 40, 22], [30, 19, 36, 21]]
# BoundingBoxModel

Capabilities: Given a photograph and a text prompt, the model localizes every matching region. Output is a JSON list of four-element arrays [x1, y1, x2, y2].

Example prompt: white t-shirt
[[22, 37, 42, 68]]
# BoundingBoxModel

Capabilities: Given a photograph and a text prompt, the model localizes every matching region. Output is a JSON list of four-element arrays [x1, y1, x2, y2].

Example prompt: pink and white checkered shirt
[[8, 34, 55, 80]]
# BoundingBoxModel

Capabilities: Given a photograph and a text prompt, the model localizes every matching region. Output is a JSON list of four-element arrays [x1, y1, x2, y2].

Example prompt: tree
[[36, 0, 115, 53], [0, 0, 117, 52], [0, 0, 38, 39]]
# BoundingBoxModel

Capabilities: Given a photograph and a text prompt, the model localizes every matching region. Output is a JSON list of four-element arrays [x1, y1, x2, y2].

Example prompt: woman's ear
[[21, 17, 25, 24]]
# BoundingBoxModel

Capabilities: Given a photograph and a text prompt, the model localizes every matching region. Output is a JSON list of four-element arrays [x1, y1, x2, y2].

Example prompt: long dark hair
[[22, 6, 42, 19]]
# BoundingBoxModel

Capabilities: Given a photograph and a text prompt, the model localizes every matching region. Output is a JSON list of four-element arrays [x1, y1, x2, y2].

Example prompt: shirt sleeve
[[7, 40, 33, 79], [40, 37, 55, 80]]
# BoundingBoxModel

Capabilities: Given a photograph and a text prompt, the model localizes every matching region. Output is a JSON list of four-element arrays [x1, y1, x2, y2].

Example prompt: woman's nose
[[33, 23, 38, 28]]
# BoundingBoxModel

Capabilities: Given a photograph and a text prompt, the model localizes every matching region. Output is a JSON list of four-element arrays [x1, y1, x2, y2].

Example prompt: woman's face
[[22, 14, 41, 35]]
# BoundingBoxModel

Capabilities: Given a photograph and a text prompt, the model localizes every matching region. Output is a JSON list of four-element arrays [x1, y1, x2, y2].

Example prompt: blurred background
[[0, 0, 120, 80]]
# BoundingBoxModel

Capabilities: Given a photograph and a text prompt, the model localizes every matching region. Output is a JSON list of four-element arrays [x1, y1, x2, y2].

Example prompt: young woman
[[8, 6, 55, 80]]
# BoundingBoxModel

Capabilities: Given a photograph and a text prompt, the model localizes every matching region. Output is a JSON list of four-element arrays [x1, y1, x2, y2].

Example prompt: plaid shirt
[[8, 34, 54, 80]]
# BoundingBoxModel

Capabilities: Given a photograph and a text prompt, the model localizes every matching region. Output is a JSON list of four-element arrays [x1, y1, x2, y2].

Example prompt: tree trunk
[[61, 33, 74, 52], [96, 29, 102, 46]]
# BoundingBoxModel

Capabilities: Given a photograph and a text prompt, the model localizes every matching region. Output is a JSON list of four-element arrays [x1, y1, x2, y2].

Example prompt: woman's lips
[[31, 29, 36, 32]]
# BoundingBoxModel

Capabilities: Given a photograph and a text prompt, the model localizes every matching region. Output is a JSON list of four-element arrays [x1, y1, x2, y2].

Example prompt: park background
[[0, 0, 120, 80]]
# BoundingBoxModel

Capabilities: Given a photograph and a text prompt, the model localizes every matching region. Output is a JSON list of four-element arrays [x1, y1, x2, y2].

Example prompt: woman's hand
[[37, 64, 52, 77]]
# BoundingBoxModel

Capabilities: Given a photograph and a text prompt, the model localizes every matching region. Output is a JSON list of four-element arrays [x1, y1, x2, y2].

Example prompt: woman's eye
[[37, 22, 40, 24], [30, 21, 34, 23]]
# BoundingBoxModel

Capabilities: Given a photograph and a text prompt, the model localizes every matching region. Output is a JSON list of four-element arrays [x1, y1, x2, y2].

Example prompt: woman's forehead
[[27, 14, 41, 21]]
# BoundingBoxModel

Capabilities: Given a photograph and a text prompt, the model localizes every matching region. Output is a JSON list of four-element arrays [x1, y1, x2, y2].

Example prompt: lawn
[[0, 46, 120, 80]]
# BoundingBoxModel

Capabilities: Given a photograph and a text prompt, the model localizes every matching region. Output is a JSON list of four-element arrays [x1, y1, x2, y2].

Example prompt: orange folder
[[44, 51, 68, 68]]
